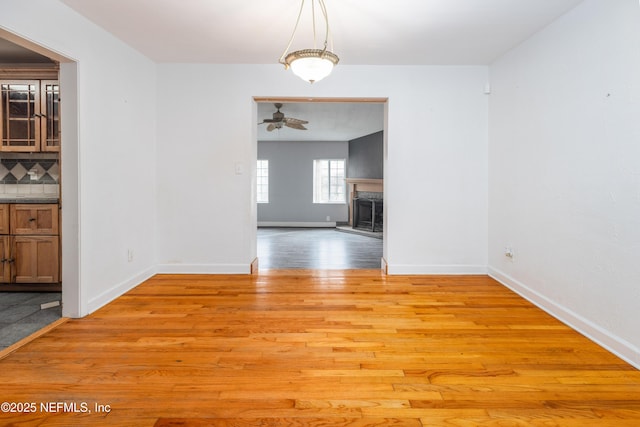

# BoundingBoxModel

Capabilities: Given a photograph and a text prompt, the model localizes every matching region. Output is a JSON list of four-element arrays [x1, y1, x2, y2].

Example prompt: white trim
[[381, 257, 388, 274], [258, 221, 337, 228], [59, 61, 81, 318], [85, 267, 157, 316], [489, 267, 640, 370], [156, 263, 251, 274], [386, 264, 488, 275]]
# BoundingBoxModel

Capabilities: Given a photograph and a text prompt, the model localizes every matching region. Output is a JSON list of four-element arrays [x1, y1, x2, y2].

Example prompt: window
[[257, 159, 269, 203], [313, 159, 346, 203]]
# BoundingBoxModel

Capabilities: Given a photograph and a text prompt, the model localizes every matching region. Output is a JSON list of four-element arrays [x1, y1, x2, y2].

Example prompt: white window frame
[[257, 159, 269, 203], [313, 159, 346, 204]]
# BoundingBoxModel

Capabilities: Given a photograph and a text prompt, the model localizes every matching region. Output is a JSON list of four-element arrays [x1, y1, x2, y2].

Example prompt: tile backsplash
[[355, 191, 383, 200], [0, 154, 59, 198]]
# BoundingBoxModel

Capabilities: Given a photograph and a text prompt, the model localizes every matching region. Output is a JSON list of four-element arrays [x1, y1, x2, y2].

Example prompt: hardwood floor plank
[[0, 272, 638, 426], [155, 418, 423, 427]]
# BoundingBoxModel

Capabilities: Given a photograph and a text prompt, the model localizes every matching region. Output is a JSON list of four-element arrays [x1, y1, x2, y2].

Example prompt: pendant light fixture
[[278, 0, 339, 84]]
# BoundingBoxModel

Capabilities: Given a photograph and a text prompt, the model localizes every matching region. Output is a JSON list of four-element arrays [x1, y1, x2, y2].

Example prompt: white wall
[[385, 67, 489, 274], [1, 0, 158, 316], [1, 2, 488, 314], [489, 0, 640, 367], [257, 140, 349, 225], [156, 64, 489, 274]]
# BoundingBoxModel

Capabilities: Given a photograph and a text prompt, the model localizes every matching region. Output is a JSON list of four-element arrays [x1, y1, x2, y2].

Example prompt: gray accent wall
[[347, 131, 383, 179], [257, 140, 348, 224]]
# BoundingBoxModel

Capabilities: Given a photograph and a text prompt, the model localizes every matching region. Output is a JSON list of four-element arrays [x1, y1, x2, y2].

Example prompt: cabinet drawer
[[0, 204, 9, 235], [10, 204, 59, 235]]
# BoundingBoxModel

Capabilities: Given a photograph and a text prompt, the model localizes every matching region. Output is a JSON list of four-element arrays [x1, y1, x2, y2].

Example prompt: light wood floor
[[1, 271, 639, 426]]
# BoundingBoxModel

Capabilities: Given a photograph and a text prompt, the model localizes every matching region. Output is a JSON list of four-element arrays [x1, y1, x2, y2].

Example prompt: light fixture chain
[[278, 0, 306, 66], [318, 0, 330, 51], [312, 0, 317, 49]]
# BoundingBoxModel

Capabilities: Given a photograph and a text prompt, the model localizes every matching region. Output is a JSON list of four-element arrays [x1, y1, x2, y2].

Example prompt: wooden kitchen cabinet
[[0, 80, 60, 152], [40, 80, 61, 151], [0, 235, 10, 283], [10, 204, 59, 235], [0, 203, 60, 290], [0, 204, 9, 234], [12, 235, 59, 283]]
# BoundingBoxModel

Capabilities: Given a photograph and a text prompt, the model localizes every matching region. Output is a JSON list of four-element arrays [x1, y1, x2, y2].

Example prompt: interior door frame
[[252, 96, 389, 272], [0, 29, 81, 317]]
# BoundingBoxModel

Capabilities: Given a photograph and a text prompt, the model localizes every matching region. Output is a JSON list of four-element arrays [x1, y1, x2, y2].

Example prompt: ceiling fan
[[259, 103, 308, 131]]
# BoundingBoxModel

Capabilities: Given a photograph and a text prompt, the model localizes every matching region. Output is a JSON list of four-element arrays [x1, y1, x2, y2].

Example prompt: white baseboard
[[156, 263, 251, 274], [85, 266, 157, 316], [258, 221, 337, 228], [387, 264, 488, 275], [489, 267, 640, 370], [81, 262, 252, 317]]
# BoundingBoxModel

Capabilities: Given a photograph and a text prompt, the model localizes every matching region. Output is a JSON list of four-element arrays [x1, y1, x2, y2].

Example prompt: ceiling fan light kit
[[279, 0, 339, 84]]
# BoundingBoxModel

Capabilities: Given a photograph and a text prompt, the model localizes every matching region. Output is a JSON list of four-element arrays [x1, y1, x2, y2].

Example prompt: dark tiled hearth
[[336, 225, 382, 239]]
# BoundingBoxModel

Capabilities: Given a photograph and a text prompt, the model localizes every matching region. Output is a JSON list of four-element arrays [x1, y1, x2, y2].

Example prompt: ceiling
[[2, 0, 583, 141], [257, 102, 384, 142], [58, 0, 583, 65], [0, 38, 54, 63]]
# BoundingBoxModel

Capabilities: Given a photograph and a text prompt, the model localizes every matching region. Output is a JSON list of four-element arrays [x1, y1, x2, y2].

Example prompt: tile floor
[[0, 292, 62, 350]]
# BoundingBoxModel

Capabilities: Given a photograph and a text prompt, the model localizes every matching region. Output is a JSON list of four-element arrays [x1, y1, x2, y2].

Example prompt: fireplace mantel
[[346, 179, 383, 225], [346, 178, 383, 190]]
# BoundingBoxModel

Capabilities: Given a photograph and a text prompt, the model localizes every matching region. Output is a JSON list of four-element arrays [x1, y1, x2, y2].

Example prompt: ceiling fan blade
[[266, 123, 276, 131], [285, 122, 307, 130], [284, 117, 309, 125]]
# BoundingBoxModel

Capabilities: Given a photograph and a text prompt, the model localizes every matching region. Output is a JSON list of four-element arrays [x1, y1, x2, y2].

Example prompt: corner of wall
[[85, 266, 158, 316], [488, 266, 640, 370]]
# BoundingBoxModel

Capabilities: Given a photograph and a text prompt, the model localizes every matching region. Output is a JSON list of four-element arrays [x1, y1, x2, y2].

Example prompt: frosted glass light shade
[[284, 49, 339, 84]]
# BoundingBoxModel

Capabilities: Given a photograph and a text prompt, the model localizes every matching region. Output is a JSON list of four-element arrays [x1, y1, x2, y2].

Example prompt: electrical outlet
[[504, 247, 514, 259], [234, 162, 244, 175], [127, 249, 134, 263], [326, 216, 331, 221]]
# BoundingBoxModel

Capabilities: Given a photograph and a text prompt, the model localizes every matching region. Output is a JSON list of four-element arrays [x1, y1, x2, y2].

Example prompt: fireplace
[[354, 198, 383, 232], [345, 178, 383, 226]]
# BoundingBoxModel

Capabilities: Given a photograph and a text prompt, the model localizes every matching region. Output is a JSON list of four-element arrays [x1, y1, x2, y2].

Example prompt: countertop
[[0, 197, 59, 204]]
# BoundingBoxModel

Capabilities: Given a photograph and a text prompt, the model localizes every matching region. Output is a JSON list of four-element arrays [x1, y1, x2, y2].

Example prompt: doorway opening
[[0, 30, 79, 351], [253, 97, 387, 271]]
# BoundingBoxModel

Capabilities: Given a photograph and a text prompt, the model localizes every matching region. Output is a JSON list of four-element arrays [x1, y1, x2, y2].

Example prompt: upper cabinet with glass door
[[0, 80, 60, 152]]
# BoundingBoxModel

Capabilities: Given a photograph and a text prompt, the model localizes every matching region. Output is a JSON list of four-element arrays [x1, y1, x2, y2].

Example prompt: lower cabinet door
[[0, 235, 10, 283], [12, 236, 59, 283]]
